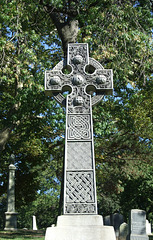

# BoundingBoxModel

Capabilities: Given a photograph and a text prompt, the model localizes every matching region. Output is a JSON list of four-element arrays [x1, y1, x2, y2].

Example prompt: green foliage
[[79, 0, 153, 220]]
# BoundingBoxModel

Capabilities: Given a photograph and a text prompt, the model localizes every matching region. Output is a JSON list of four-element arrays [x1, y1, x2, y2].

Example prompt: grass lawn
[[0, 229, 45, 240]]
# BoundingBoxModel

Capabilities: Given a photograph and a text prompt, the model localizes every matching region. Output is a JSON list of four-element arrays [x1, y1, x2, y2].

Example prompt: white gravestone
[[33, 215, 38, 230], [146, 220, 151, 235], [44, 43, 115, 240]]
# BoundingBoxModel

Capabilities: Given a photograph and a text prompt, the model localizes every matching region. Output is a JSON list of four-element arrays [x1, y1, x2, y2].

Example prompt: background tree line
[[0, 0, 153, 229]]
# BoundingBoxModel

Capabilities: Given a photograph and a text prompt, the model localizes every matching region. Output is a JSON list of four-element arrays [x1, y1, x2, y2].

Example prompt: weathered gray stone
[[4, 163, 18, 231], [119, 222, 128, 240], [44, 43, 114, 240], [104, 213, 124, 237], [127, 209, 149, 240], [112, 213, 124, 237], [104, 215, 111, 226]]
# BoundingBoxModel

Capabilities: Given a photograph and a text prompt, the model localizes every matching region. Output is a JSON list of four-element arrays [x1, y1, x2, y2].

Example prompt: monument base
[[128, 235, 149, 240], [4, 212, 18, 231], [45, 215, 116, 240]]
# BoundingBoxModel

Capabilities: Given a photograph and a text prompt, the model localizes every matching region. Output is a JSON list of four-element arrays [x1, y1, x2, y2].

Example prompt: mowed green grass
[[0, 230, 45, 240]]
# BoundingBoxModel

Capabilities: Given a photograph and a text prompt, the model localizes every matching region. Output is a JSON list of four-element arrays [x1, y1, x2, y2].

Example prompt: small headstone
[[33, 215, 38, 230], [112, 213, 124, 238], [127, 209, 149, 240], [104, 215, 111, 226], [119, 222, 128, 240], [104, 213, 124, 237], [146, 220, 151, 235]]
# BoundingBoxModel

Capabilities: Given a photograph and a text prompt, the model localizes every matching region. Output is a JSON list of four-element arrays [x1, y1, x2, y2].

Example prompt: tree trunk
[[42, 3, 79, 55], [53, 17, 79, 55], [0, 127, 14, 151]]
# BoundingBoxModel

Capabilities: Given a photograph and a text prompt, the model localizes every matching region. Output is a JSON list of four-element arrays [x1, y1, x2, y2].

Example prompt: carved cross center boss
[[45, 43, 113, 214]]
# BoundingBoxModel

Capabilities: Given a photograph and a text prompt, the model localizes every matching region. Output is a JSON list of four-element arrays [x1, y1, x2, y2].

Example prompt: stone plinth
[[4, 212, 18, 231], [45, 215, 116, 240]]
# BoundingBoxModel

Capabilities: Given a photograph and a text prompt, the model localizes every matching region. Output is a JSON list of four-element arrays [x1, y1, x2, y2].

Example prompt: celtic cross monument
[[45, 43, 115, 240]]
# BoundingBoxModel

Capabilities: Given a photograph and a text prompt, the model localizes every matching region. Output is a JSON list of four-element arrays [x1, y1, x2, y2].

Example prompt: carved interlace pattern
[[66, 171, 94, 203], [65, 203, 96, 214], [67, 142, 93, 169], [67, 115, 91, 140]]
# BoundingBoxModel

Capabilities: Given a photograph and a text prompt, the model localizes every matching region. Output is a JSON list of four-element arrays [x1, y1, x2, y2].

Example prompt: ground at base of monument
[[45, 215, 116, 240], [0, 229, 45, 239]]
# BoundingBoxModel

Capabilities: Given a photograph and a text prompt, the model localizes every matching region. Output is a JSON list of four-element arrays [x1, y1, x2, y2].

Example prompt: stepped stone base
[[45, 215, 116, 240]]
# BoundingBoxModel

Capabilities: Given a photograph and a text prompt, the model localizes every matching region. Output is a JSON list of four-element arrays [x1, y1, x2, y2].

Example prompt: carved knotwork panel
[[66, 171, 95, 203], [67, 114, 91, 140], [66, 142, 93, 169]]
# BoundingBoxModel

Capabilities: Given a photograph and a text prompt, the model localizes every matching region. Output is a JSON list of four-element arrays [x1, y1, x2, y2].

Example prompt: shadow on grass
[[0, 229, 45, 239]]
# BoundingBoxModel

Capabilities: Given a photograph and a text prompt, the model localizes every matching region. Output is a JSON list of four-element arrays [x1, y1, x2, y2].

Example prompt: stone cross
[[45, 43, 113, 214]]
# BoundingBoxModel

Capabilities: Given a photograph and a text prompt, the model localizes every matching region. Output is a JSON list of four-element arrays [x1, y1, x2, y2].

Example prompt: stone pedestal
[[4, 212, 18, 231], [45, 215, 116, 240]]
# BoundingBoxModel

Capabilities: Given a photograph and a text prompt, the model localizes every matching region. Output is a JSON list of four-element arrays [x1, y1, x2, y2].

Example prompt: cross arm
[[45, 69, 72, 96], [85, 69, 113, 95]]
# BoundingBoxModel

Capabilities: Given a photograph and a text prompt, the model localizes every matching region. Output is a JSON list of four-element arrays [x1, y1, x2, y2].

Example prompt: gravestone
[[119, 222, 128, 240], [127, 209, 149, 240], [112, 213, 124, 238], [4, 160, 18, 230], [146, 220, 152, 235], [104, 215, 111, 226], [104, 213, 124, 238], [33, 215, 38, 230], [44, 43, 115, 240]]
